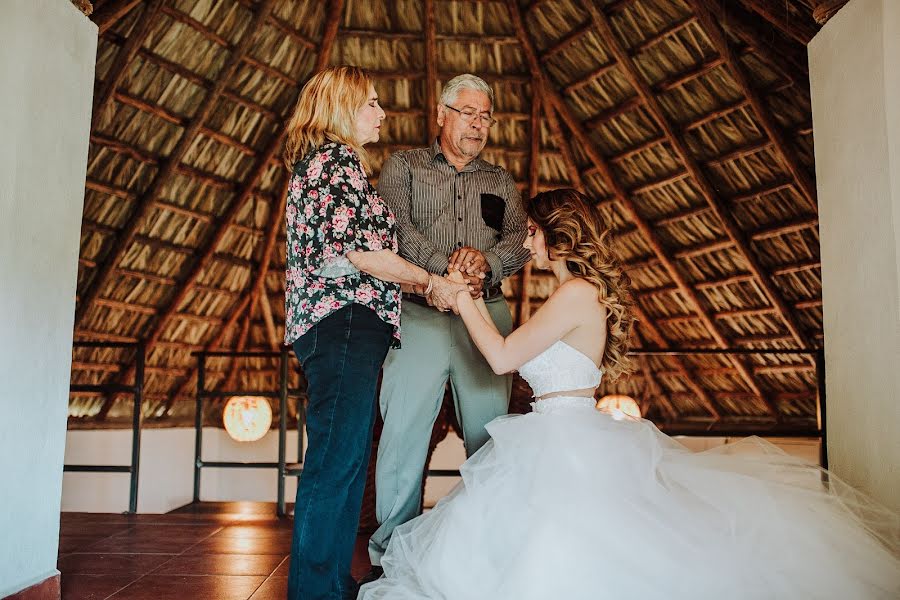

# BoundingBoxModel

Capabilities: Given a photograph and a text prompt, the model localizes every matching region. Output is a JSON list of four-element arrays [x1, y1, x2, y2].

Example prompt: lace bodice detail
[[518, 341, 603, 399]]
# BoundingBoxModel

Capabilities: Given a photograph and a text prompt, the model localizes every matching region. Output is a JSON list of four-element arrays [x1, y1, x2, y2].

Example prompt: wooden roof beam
[[543, 98, 584, 191], [692, 0, 809, 85], [506, 0, 722, 420], [90, 0, 144, 35], [104, 32, 286, 123], [92, 1, 164, 130], [90, 134, 261, 184], [541, 21, 594, 60], [631, 15, 697, 54], [160, 173, 290, 415], [690, 1, 818, 212], [112, 91, 257, 155], [119, 43, 280, 120], [221, 308, 254, 393], [740, 0, 819, 45], [160, 4, 315, 54], [508, 0, 770, 410], [516, 85, 542, 327], [75, 0, 280, 330], [146, 0, 347, 418], [157, 295, 251, 418], [340, 28, 518, 45], [771, 259, 820, 277], [230, 0, 317, 50], [424, 0, 438, 144], [811, 0, 851, 25]]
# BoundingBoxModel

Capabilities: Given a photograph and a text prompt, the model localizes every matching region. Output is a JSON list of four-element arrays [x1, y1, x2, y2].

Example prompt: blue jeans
[[288, 304, 393, 600]]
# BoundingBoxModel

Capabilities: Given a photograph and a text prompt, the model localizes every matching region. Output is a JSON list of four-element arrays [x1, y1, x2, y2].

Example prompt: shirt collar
[[430, 138, 498, 173]]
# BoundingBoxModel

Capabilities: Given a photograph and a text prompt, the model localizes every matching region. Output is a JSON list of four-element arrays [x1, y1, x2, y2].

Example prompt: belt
[[403, 285, 503, 308]]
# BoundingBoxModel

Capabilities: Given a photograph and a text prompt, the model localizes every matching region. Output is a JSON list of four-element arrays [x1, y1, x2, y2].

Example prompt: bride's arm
[[454, 279, 589, 375]]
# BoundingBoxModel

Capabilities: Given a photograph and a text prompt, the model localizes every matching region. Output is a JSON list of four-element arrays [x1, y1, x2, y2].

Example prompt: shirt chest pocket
[[480, 193, 505, 232], [410, 181, 450, 228]]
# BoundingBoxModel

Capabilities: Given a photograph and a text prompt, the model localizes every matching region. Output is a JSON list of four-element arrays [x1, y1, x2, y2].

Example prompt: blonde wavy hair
[[525, 189, 635, 381], [283, 66, 373, 172]]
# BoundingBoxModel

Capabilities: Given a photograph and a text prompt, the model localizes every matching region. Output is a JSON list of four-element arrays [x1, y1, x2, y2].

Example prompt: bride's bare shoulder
[[555, 278, 601, 303], [550, 279, 607, 325]]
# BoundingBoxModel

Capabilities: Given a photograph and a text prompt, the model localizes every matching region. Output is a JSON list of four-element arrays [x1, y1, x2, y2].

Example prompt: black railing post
[[815, 348, 828, 469], [67, 341, 145, 512], [128, 342, 145, 513], [193, 353, 205, 503], [277, 346, 289, 517]]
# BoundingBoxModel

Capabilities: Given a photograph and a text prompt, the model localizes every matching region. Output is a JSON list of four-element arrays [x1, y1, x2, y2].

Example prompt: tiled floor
[[57, 502, 372, 599]]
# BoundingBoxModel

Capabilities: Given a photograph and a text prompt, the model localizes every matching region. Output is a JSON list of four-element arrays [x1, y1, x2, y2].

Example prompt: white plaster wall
[[0, 1, 96, 596], [809, 0, 900, 512], [62, 428, 301, 513]]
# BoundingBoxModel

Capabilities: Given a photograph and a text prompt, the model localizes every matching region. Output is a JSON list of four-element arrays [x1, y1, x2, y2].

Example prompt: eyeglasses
[[443, 104, 498, 128]]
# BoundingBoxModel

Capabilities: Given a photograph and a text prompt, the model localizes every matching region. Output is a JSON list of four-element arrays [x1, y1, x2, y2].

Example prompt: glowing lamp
[[596, 394, 641, 421], [223, 396, 272, 442]]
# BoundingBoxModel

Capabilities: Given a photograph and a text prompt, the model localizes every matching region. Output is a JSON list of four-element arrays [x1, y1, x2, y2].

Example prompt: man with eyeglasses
[[365, 74, 530, 580]]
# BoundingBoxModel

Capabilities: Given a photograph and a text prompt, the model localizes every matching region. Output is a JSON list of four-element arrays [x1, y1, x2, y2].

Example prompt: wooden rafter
[[508, 0, 720, 420], [147, 0, 346, 418], [543, 100, 584, 192], [91, 0, 163, 130], [160, 171, 290, 416], [505, 0, 764, 415], [693, 0, 809, 86], [515, 87, 541, 327], [222, 309, 254, 392], [90, 0, 143, 35], [76, 0, 280, 329], [630, 304, 720, 420], [93, 0, 344, 420], [542, 22, 593, 59], [632, 330, 678, 421], [220, 174, 292, 389], [157, 295, 251, 418], [424, 0, 439, 143], [689, 0, 818, 213], [811, 0, 850, 24], [740, 0, 819, 44]]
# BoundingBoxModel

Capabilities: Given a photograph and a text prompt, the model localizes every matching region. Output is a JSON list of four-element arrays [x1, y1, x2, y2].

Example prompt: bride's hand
[[446, 268, 467, 284]]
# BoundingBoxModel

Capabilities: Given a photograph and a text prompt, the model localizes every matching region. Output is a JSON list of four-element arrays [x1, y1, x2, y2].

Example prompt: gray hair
[[440, 74, 494, 109]]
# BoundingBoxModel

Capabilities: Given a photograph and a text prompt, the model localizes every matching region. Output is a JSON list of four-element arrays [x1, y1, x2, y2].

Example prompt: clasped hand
[[422, 247, 488, 313]]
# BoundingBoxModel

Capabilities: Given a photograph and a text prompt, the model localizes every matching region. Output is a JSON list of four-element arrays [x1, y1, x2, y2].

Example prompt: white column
[[0, 1, 96, 595], [809, 0, 900, 512]]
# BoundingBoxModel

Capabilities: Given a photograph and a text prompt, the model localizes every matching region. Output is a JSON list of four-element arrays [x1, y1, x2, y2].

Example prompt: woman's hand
[[448, 266, 485, 298], [446, 268, 467, 284], [428, 274, 469, 313]]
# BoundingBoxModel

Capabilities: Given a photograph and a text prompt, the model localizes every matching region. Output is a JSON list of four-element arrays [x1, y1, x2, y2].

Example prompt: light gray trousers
[[368, 298, 513, 565]]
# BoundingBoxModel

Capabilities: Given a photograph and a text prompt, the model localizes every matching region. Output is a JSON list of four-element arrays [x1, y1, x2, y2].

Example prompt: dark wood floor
[[57, 502, 372, 599]]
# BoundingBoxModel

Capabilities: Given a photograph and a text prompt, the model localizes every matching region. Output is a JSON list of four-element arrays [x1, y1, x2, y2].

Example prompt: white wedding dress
[[359, 341, 900, 599]]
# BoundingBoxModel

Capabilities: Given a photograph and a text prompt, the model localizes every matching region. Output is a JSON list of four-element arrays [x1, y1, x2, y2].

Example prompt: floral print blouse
[[284, 142, 401, 347]]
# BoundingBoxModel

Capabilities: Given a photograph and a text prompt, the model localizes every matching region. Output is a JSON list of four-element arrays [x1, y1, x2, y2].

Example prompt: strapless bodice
[[518, 340, 603, 399]]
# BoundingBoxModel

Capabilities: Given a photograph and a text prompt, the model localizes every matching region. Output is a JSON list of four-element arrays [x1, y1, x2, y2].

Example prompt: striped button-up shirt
[[377, 140, 530, 289]]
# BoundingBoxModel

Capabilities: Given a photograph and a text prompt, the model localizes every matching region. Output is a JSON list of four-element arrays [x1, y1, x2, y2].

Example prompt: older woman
[[282, 66, 465, 600]]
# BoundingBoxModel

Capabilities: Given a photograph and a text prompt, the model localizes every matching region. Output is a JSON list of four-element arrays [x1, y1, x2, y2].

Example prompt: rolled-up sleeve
[[485, 170, 530, 286]]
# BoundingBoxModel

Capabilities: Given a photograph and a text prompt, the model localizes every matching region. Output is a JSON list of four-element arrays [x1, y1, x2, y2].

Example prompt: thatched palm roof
[[69, 0, 846, 435]]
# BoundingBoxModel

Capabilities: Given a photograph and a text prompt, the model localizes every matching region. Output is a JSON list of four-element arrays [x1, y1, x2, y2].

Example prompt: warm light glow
[[596, 395, 642, 421], [223, 396, 272, 442]]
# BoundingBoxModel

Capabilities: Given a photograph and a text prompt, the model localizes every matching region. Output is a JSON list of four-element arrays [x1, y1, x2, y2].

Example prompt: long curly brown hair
[[525, 189, 635, 381]]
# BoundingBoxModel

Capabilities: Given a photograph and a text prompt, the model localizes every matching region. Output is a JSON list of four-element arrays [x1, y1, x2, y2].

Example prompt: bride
[[359, 188, 900, 599]]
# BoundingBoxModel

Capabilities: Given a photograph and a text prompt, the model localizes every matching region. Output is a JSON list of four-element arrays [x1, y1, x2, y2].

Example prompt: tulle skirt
[[359, 398, 900, 599]]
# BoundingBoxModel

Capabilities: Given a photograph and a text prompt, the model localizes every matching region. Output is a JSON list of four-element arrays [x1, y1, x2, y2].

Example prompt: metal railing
[[65, 341, 145, 513], [192, 348, 306, 517]]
